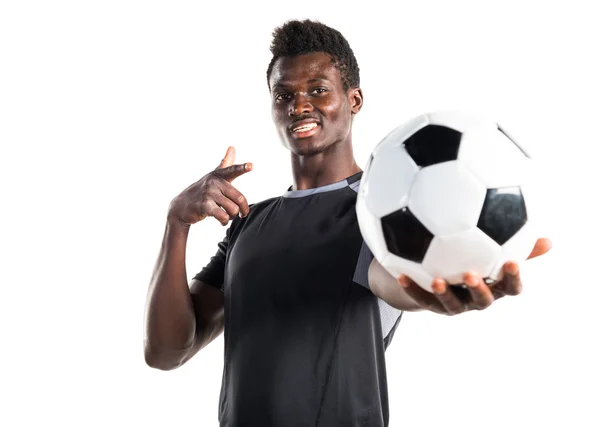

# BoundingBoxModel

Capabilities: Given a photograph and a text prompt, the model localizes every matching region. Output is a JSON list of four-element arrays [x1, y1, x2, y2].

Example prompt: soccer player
[[144, 19, 551, 427]]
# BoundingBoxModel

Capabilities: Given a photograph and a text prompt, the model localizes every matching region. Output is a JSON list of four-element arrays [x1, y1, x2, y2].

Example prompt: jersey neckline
[[283, 171, 363, 198]]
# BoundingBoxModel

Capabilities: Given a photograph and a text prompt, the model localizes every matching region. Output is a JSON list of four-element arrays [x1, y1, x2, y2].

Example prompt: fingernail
[[431, 278, 446, 294], [398, 275, 409, 288], [464, 273, 479, 288], [505, 261, 518, 276]]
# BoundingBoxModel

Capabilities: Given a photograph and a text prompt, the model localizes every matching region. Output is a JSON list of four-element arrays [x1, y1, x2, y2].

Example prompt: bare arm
[[143, 220, 225, 370], [143, 146, 251, 370], [368, 238, 552, 315], [368, 257, 423, 311]]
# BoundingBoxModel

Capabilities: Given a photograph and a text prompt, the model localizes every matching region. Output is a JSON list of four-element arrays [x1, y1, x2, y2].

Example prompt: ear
[[349, 88, 363, 115]]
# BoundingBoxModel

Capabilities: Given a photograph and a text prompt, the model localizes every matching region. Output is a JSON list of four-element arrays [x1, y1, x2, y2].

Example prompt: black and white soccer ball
[[356, 111, 541, 292]]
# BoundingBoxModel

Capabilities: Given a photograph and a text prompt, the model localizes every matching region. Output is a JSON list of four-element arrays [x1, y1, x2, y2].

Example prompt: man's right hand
[[168, 146, 253, 227]]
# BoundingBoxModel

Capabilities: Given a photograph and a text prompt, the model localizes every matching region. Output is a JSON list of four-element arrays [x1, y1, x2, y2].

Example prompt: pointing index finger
[[215, 162, 253, 183]]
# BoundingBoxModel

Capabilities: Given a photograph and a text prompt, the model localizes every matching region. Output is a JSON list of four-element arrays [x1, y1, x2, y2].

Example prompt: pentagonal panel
[[381, 207, 433, 263], [477, 187, 527, 245], [426, 110, 491, 133], [363, 145, 419, 217], [356, 195, 388, 263], [422, 228, 501, 285], [381, 253, 435, 293], [403, 125, 462, 167], [373, 114, 429, 156], [459, 125, 530, 188], [487, 221, 539, 281], [408, 161, 487, 236]]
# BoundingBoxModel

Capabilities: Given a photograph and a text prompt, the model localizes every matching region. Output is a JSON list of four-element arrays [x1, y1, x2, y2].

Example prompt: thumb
[[217, 146, 236, 169], [527, 237, 552, 259]]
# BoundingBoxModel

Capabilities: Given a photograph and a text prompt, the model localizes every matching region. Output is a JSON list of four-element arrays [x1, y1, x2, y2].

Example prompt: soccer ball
[[356, 111, 541, 292]]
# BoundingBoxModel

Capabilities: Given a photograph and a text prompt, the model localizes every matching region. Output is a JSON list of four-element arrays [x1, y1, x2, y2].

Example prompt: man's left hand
[[397, 238, 553, 315]]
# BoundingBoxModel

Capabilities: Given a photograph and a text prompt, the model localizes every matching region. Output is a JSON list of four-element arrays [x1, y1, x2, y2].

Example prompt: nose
[[288, 94, 313, 117]]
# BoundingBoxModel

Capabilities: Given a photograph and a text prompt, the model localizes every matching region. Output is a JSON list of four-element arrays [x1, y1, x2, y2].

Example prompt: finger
[[219, 183, 250, 217], [217, 146, 236, 169], [499, 261, 522, 296], [214, 194, 241, 218], [215, 162, 253, 183], [398, 275, 445, 314], [203, 200, 230, 226], [463, 272, 494, 310], [527, 238, 552, 259], [431, 278, 469, 315]]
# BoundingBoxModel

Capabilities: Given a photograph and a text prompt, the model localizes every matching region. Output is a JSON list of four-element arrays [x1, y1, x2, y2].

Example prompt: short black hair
[[266, 19, 360, 92]]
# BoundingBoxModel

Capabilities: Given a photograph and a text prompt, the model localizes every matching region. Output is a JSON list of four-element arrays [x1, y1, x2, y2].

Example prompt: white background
[[1, 1, 598, 426]]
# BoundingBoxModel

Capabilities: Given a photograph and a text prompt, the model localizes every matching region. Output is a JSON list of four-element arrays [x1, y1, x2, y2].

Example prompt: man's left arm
[[368, 238, 552, 316]]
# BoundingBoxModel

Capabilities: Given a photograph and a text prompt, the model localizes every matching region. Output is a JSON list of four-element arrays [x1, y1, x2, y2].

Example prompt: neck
[[290, 140, 362, 191]]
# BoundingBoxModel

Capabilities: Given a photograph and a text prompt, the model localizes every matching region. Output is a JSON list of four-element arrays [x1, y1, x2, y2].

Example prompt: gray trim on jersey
[[284, 173, 362, 198], [353, 240, 402, 342], [352, 241, 372, 289], [283, 179, 350, 198], [378, 299, 402, 339]]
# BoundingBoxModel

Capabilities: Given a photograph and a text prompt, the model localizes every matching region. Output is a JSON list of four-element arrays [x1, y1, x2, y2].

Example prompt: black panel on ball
[[497, 124, 531, 159], [403, 125, 462, 167], [381, 207, 433, 263], [477, 187, 527, 245]]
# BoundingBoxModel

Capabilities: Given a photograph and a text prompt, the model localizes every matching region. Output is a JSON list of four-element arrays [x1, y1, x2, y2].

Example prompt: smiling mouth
[[292, 122, 318, 133]]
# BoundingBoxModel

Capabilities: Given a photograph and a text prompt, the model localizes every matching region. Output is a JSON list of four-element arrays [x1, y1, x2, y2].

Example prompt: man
[[144, 19, 551, 427]]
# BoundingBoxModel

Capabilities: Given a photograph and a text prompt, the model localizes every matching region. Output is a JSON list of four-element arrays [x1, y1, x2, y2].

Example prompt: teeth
[[293, 123, 317, 132]]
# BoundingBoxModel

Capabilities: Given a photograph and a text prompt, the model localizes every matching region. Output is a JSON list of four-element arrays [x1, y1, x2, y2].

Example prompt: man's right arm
[[143, 219, 225, 371], [143, 146, 252, 370]]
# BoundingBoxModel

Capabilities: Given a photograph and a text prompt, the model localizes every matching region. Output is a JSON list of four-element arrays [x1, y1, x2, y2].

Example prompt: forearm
[[368, 258, 424, 312], [144, 218, 196, 367]]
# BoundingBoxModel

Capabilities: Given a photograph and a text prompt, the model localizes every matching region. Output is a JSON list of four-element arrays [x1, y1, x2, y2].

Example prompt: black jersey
[[194, 171, 403, 427]]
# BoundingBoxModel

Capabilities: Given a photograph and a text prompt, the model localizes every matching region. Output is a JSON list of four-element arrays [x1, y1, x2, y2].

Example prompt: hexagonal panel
[[408, 160, 487, 236], [356, 195, 388, 263], [427, 110, 491, 133], [422, 228, 501, 285], [363, 145, 419, 217], [458, 125, 530, 188], [373, 114, 429, 156], [381, 207, 433, 263], [381, 253, 435, 293], [488, 221, 539, 281], [477, 187, 527, 245], [403, 125, 462, 167]]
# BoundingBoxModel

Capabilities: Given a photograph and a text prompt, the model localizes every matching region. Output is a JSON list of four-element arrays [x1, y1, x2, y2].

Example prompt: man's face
[[269, 52, 362, 157]]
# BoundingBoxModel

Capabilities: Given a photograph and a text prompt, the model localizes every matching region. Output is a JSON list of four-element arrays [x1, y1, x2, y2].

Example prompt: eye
[[275, 93, 291, 102], [312, 88, 328, 95]]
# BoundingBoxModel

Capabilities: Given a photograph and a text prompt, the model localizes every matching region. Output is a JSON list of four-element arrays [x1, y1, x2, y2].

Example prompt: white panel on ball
[[422, 228, 501, 284], [363, 146, 419, 217], [426, 110, 490, 134], [408, 161, 487, 236], [488, 221, 539, 281], [381, 253, 435, 292], [355, 196, 388, 263], [459, 126, 530, 188], [372, 114, 429, 156]]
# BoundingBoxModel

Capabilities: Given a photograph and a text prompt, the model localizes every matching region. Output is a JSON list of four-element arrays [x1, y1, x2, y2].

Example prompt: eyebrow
[[273, 77, 331, 89]]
